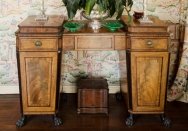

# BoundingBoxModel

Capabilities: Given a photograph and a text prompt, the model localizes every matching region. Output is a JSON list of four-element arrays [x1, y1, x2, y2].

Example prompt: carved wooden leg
[[125, 113, 134, 127], [53, 114, 63, 126], [160, 114, 171, 128], [16, 115, 27, 128]]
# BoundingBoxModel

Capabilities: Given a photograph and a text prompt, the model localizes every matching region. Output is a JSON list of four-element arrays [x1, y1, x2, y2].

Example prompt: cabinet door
[[19, 52, 58, 114], [130, 52, 169, 112]]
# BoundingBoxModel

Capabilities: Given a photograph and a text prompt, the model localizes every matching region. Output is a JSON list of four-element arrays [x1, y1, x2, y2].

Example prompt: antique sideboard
[[15, 15, 170, 127]]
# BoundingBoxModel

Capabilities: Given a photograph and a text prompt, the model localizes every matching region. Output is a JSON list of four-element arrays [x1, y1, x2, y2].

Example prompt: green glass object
[[63, 22, 84, 32], [102, 21, 124, 32]]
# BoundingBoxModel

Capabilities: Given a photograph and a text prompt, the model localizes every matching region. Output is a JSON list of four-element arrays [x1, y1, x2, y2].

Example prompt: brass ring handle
[[35, 40, 42, 47], [146, 40, 153, 48]]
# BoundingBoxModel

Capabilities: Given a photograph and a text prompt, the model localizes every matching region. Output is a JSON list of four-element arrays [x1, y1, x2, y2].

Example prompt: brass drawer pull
[[35, 40, 42, 47], [146, 40, 153, 48]]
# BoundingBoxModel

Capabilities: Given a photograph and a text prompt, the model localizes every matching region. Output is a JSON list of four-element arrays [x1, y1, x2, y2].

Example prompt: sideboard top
[[17, 15, 168, 34], [19, 15, 64, 27], [18, 15, 64, 34], [121, 16, 168, 33]]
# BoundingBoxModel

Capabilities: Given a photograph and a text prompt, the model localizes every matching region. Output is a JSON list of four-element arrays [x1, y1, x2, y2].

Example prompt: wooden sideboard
[[16, 16, 64, 127], [121, 16, 171, 127], [16, 15, 170, 127]]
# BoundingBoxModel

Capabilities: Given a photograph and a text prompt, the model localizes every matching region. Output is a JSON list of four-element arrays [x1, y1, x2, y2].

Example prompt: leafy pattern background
[[0, 0, 187, 101], [167, 18, 188, 103]]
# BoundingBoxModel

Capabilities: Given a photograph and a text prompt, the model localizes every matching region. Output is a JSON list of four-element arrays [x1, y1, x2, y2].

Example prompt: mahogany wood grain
[[19, 52, 57, 114], [130, 52, 169, 112], [77, 79, 108, 114]]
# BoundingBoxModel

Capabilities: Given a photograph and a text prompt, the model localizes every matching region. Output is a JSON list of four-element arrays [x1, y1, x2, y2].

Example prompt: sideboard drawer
[[115, 35, 126, 50], [130, 38, 168, 50], [19, 38, 58, 51], [63, 36, 75, 50], [75, 36, 114, 50]]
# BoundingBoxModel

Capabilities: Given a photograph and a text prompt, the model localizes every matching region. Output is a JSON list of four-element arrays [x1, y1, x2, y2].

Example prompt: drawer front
[[19, 38, 58, 51], [131, 38, 168, 50], [63, 36, 75, 50], [115, 35, 126, 50], [75, 36, 114, 50]]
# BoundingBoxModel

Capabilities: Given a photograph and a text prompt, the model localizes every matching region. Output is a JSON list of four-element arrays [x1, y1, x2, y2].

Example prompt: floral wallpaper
[[167, 33, 188, 103], [0, 0, 186, 94]]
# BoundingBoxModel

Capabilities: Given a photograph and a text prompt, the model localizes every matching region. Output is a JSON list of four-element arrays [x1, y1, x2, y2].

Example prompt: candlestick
[[42, 0, 44, 11], [139, 0, 153, 24], [145, 0, 147, 16], [143, 0, 146, 14], [35, 0, 48, 21]]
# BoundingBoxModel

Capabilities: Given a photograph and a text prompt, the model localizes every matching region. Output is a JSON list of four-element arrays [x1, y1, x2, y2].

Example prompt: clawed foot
[[125, 114, 134, 127], [16, 116, 26, 128], [161, 115, 171, 128], [54, 116, 63, 126]]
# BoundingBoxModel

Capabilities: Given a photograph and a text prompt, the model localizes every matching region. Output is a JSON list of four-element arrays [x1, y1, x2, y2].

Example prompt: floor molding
[[62, 86, 120, 94], [0, 86, 19, 94], [0, 85, 120, 94]]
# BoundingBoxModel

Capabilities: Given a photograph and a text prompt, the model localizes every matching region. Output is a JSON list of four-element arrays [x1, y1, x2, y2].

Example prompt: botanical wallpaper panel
[[0, 0, 185, 93]]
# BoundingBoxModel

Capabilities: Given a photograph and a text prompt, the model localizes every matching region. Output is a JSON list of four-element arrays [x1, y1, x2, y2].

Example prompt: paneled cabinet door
[[130, 52, 169, 112], [19, 52, 58, 114]]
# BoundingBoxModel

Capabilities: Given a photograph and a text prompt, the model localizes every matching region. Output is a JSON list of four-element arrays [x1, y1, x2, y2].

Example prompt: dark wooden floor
[[0, 94, 188, 131]]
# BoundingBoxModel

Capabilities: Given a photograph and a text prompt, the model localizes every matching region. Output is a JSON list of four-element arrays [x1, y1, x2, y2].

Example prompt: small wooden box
[[77, 78, 108, 114]]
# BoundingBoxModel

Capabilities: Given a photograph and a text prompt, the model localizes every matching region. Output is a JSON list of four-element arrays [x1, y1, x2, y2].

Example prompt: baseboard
[[0, 86, 19, 94], [0, 85, 121, 94], [62, 86, 120, 94]]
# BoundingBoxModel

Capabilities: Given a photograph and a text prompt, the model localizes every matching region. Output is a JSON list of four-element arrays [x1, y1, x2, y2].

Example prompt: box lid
[[77, 78, 108, 89]]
